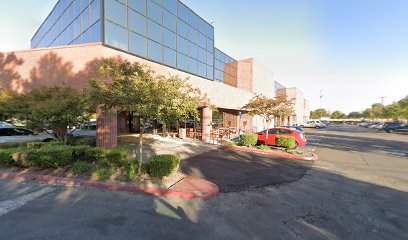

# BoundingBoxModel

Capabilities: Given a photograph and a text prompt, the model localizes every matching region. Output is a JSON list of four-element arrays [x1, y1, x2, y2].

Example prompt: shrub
[[126, 161, 139, 180], [103, 147, 131, 168], [67, 136, 96, 147], [27, 142, 46, 149], [0, 148, 26, 165], [228, 142, 238, 147], [240, 134, 258, 147], [84, 147, 107, 162], [71, 145, 92, 160], [70, 162, 91, 174], [148, 155, 180, 178], [276, 136, 297, 149], [92, 166, 113, 181], [259, 145, 271, 151], [29, 145, 73, 168], [11, 151, 32, 167]]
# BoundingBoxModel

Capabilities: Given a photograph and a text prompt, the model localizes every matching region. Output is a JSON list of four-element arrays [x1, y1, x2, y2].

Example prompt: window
[[198, 61, 206, 78], [268, 129, 277, 134], [189, 58, 198, 74], [177, 53, 189, 71], [89, 0, 101, 25], [188, 10, 199, 29], [164, 47, 176, 67], [129, 9, 146, 36], [73, 17, 81, 39], [105, 0, 127, 27], [178, 2, 188, 22], [81, 7, 89, 32], [105, 20, 128, 50], [148, 40, 162, 63], [163, 10, 176, 32], [148, 20, 162, 43], [163, 28, 176, 49], [89, 21, 101, 42], [177, 20, 188, 38], [177, 36, 188, 55], [188, 26, 198, 44], [129, 31, 147, 57], [148, 0, 162, 24], [128, 0, 146, 15], [163, 0, 177, 14]]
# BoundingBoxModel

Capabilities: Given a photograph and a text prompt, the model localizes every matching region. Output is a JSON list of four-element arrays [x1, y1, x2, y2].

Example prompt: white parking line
[[0, 187, 55, 217]]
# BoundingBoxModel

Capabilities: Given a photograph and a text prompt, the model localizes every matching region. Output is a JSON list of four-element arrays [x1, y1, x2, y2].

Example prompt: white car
[[299, 120, 327, 129], [0, 126, 54, 147]]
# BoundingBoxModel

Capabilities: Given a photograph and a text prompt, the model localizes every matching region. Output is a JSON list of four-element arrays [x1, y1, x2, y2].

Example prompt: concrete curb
[[0, 172, 219, 200], [223, 146, 318, 161]]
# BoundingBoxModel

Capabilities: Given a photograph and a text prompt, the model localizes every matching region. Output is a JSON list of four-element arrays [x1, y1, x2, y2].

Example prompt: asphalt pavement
[[0, 124, 407, 240]]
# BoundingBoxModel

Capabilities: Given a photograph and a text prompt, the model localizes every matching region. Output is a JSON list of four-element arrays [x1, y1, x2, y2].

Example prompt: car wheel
[[387, 129, 395, 133], [315, 126, 320, 129], [300, 125, 304, 128]]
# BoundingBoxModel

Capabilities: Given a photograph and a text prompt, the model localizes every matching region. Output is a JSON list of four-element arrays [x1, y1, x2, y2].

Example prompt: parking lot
[[0, 124, 407, 239]]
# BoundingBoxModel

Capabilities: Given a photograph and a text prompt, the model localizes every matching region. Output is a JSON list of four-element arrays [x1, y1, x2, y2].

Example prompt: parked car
[[372, 123, 385, 130], [367, 122, 381, 129], [299, 120, 327, 129], [321, 120, 330, 126], [0, 125, 54, 147], [69, 121, 97, 137], [384, 123, 408, 133], [282, 126, 305, 133], [257, 127, 308, 147]]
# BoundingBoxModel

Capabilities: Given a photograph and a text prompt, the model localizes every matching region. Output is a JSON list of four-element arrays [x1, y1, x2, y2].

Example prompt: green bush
[[27, 142, 46, 149], [126, 161, 139, 180], [71, 145, 92, 160], [84, 147, 107, 162], [70, 162, 91, 174], [29, 145, 73, 168], [0, 148, 26, 165], [103, 147, 131, 168], [276, 136, 297, 149], [67, 136, 96, 147], [148, 155, 180, 178], [259, 145, 271, 151], [240, 134, 258, 147], [92, 166, 113, 181], [228, 142, 238, 147]]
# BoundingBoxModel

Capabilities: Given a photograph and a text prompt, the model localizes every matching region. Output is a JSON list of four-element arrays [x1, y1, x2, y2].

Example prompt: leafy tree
[[243, 94, 294, 143], [371, 103, 385, 119], [0, 89, 17, 120], [362, 108, 373, 119], [347, 111, 362, 119], [88, 59, 206, 175], [310, 108, 330, 119], [5, 87, 92, 142], [331, 110, 347, 119]]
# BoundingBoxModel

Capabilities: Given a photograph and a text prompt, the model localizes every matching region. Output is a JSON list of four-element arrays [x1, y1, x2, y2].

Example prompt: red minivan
[[257, 127, 308, 147]]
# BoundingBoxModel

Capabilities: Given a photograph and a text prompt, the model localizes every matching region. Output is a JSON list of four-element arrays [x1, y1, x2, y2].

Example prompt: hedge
[[148, 155, 180, 178], [84, 147, 107, 162], [0, 148, 24, 165], [103, 147, 131, 168], [29, 145, 74, 168], [240, 134, 258, 147], [276, 136, 297, 149]]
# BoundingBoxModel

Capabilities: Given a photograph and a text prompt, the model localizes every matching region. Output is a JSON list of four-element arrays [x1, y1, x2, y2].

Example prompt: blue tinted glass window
[[198, 61, 206, 78], [163, 10, 176, 32], [198, 33, 206, 49], [67, 4, 74, 25], [188, 11, 199, 30], [89, 20, 102, 42], [178, 3, 188, 22], [164, 47, 176, 68], [163, 0, 177, 14], [163, 28, 176, 49], [189, 43, 198, 60], [73, 17, 81, 39], [128, 0, 146, 15], [189, 58, 198, 74], [67, 23, 74, 44], [89, 0, 101, 25], [81, 7, 89, 32], [198, 47, 206, 63], [207, 24, 214, 40], [177, 20, 188, 38], [207, 65, 213, 79], [177, 53, 189, 71], [129, 31, 147, 57], [129, 9, 147, 36], [148, 20, 162, 43], [188, 26, 198, 44], [82, 27, 91, 44], [105, 20, 128, 50], [177, 36, 188, 55], [74, 0, 81, 18], [207, 53, 213, 65], [148, 0, 162, 24], [207, 38, 214, 53], [148, 39, 162, 63], [115, 0, 126, 4], [198, 19, 207, 34], [105, 0, 127, 27], [82, 0, 89, 11]]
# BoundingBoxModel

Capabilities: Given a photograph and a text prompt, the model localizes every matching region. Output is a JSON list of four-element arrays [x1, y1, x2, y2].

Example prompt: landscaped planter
[[223, 145, 318, 161]]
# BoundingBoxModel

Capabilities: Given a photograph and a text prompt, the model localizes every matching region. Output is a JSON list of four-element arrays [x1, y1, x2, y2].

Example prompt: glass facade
[[103, 0, 215, 80], [214, 48, 237, 83], [274, 81, 285, 96], [31, 0, 102, 48]]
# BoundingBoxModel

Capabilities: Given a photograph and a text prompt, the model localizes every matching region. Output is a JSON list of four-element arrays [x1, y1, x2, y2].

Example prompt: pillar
[[96, 106, 118, 149], [289, 116, 294, 126], [202, 106, 213, 143]]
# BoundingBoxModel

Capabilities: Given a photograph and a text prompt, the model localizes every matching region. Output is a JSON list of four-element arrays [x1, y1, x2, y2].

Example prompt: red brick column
[[202, 107, 213, 143], [96, 106, 118, 149]]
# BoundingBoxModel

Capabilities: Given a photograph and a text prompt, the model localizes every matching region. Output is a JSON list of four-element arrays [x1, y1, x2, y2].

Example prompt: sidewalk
[[0, 171, 219, 200]]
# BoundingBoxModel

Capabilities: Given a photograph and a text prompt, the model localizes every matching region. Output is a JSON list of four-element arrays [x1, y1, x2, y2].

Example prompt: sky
[[1, 0, 407, 114]]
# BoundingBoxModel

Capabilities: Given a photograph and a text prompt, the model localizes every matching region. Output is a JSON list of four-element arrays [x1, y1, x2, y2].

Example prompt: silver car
[[0, 126, 54, 147], [299, 120, 327, 129]]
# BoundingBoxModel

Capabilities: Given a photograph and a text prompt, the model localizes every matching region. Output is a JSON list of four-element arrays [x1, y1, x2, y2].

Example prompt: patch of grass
[[70, 162, 91, 175], [259, 145, 271, 151], [91, 166, 113, 181]]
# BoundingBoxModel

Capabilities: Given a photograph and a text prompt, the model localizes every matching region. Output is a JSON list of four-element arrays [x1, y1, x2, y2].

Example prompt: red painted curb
[[0, 172, 219, 200], [223, 146, 318, 161]]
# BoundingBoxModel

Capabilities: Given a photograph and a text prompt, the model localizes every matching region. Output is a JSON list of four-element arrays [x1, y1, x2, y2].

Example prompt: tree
[[347, 111, 362, 119], [310, 108, 330, 119], [0, 89, 17, 120], [88, 59, 206, 175], [331, 110, 347, 119], [362, 108, 373, 119], [6, 87, 92, 142], [371, 103, 385, 119], [243, 94, 294, 143]]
